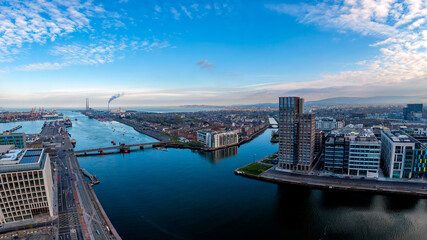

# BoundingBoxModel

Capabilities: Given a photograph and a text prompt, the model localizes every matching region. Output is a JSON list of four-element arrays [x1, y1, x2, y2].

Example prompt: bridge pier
[[120, 147, 130, 153], [140, 146, 144, 150]]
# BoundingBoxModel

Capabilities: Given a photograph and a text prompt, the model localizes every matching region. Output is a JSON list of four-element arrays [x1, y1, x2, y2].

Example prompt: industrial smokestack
[[108, 93, 124, 111]]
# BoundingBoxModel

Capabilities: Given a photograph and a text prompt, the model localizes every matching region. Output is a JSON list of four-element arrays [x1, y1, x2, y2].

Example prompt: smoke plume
[[108, 92, 124, 105]]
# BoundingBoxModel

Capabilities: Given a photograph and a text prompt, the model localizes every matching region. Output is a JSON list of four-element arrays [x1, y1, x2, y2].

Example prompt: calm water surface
[[2, 111, 427, 239]]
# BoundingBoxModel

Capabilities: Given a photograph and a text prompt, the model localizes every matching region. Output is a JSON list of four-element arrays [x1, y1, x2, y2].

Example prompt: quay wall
[[235, 169, 427, 198]]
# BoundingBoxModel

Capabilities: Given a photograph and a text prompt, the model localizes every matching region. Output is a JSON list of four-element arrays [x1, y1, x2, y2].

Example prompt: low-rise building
[[323, 129, 381, 178], [0, 133, 26, 149], [0, 148, 54, 223], [315, 117, 344, 131]]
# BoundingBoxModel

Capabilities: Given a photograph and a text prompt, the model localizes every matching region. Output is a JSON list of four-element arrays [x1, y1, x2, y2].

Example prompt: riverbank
[[114, 118, 170, 142], [116, 117, 269, 152], [236, 157, 427, 198]]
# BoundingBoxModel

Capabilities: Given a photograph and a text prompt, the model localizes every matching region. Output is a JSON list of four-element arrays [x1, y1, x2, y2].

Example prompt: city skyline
[[1, 0, 427, 107]]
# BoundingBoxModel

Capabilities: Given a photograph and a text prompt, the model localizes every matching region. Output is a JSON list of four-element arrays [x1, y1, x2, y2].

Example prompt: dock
[[81, 168, 100, 185], [74, 141, 165, 156], [2, 125, 22, 134]]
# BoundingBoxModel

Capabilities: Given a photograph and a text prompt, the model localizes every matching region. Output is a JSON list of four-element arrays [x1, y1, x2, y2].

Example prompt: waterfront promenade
[[236, 158, 427, 198]]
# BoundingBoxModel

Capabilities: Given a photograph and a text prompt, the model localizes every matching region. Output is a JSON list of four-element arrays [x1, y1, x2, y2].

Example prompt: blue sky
[[0, 0, 426, 108]]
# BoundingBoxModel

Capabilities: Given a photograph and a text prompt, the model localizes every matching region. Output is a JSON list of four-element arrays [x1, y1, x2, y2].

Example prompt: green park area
[[261, 154, 278, 164], [238, 163, 272, 175]]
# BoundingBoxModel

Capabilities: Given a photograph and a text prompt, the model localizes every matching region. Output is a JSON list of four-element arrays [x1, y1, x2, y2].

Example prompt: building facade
[[0, 148, 54, 223], [348, 137, 381, 178], [197, 130, 238, 148], [381, 130, 415, 179], [278, 97, 315, 172], [314, 130, 325, 154], [413, 148, 427, 177], [323, 134, 349, 173], [0, 133, 26, 149], [323, 129, 381, 178]]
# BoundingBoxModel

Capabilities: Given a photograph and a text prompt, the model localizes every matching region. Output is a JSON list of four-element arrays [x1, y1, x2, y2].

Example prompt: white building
[[197, 130, 213, 147], [110, 108, 125, 113], [197, 131, 238, 148], [381, 130, 415, 179], [315, 117, 344, 131], [0, 148, 54, 223]]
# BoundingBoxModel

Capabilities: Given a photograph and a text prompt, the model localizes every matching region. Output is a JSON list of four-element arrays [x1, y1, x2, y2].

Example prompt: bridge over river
[[74, 141, 165, 156]]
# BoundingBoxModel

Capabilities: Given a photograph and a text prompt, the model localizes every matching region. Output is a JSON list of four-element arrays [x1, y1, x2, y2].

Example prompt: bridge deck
[[74, 141, 163, 154]]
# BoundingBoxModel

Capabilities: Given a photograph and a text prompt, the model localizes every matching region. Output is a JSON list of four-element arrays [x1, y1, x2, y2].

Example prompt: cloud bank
[[264, 0, 427, 98]]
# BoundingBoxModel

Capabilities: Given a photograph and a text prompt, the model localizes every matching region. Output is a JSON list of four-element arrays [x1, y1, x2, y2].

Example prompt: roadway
[[41, 121, 115, 239]]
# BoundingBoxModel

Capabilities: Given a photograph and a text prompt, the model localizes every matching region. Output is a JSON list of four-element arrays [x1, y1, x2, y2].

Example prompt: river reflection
[[198, 146, 239, 163], [274, 184, 426, 240]]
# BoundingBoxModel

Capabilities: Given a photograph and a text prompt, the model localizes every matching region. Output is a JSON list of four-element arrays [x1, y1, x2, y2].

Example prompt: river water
[[1, 111, 427, 239]]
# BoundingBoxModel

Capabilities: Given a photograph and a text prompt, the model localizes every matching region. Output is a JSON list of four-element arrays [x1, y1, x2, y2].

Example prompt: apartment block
[[197, 130, 238, 148], [278, 97, 315, 172]]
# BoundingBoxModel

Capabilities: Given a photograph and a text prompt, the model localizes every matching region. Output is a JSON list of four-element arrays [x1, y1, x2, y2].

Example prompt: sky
[[0, 0, 427, 108]]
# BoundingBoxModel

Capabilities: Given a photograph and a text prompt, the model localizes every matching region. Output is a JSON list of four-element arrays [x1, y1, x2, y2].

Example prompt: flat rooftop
[[383, 130, 413, 143], [0, 148, 47, 173]]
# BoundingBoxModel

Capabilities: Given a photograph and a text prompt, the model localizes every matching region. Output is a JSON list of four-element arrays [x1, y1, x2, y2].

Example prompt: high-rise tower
[[86, 98, 89, 111], [278, 97, 315, 172]]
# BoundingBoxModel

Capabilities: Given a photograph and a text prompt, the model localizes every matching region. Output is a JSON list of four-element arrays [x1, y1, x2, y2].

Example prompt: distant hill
[[305, 96, 427, 106], [175, 96, 427, 110]]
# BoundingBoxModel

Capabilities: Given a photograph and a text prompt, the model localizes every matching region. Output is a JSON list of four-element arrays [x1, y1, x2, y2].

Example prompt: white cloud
[[16, 39, 170, 71], [181, 6, 193, 19], [171, 7, 180, 20], [16, 62, 67, 71], [154, 5, 161, 13], [157, 2, 231, 20], [264, 0, 427, 97], [0, 0, 106, 62]]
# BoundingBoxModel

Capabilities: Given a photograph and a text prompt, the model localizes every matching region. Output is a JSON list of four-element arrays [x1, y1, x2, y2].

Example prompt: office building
[[348, 135, 381, 178], [278, 97, 315, 172], [315, 117, 344, 131], [0, 148, 54, 223], [323, 134, 349, 173], [0, 133, 26, 149], [381, 130, 415, 179], [323, 129, 381, 177], [403, 104, 424, 120]]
